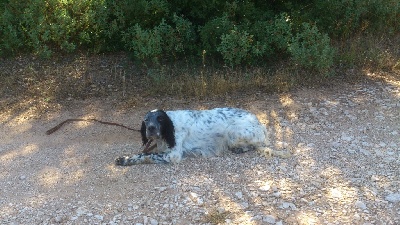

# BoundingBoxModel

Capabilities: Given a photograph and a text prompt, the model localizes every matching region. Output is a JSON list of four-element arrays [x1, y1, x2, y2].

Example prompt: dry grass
[[0, 33, 399, 118], [336, 33, 400, 72], [143, 64, 296, 98]]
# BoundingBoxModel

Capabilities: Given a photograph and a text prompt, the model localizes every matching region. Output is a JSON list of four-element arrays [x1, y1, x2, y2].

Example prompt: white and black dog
[[115, 108, 279, 166]]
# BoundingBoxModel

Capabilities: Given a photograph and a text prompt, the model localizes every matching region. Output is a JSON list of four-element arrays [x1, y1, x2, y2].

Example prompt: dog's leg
[[115, 153, 170, 166], [115, 148, 184, 165]]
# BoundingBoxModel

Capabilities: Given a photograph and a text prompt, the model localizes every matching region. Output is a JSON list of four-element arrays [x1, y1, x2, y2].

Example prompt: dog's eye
[[157, 116, 163, 122], [144, 118, 149, 122]]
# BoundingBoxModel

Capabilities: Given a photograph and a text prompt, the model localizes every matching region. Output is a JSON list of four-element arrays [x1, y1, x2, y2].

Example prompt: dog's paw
[[115, 156, 129, 166]]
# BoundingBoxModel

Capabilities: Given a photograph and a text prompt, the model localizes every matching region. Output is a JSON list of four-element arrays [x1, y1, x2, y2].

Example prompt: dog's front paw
[[115, 156, 130, 166]]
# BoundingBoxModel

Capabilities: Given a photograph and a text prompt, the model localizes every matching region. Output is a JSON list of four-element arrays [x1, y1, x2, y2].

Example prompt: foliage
[[217, 27, 254, 66], [199, 14, 234, 56], [0, 0, 398, 71], [309, 0, 400, 38], [122, 14, 195, 62], [288, 23, 336, 72], [0, 0, 113, 57]]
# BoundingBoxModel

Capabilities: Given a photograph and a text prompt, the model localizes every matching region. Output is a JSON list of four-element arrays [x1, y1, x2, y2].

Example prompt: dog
[[115, 107, 279, 166]]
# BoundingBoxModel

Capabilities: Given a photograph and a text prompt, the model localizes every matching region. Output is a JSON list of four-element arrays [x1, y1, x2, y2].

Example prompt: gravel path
[[1, 79, 399, 225]]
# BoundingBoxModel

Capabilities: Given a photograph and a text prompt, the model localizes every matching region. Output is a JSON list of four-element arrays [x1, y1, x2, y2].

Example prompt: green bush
[[116, 0, 170, 29], [268, 13, 293, 51], [0, 7, 22, 55], [199, 14, 234, 56], [250, 13, 292, 58], [288, 23, 336, 72], [122, 14, 195, 62], [0, 0, 112, 57], [217, 27, 254, 66], [122, 23, 164, 62], [0, 0, 398, 70], [311, 0, 400, 37]]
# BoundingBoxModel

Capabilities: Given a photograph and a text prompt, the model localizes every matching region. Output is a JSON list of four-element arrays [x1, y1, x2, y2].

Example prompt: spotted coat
[[115, 108, 274, 165]]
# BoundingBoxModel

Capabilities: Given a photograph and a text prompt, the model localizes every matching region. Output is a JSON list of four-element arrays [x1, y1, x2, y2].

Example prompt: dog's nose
[[147, 125, 156, 132]]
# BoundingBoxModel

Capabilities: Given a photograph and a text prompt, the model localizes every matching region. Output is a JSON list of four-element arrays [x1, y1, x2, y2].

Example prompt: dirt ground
[[1, 74, 400, 225]]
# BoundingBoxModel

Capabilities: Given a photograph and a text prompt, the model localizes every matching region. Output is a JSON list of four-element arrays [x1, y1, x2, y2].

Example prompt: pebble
[[341, 133, 353, 142], [235, 191, 243, 199], [150, 218, 158, 225], [259, 184, 271, 191], [94, 215, 103, 221], [385, 193, 400, 203], [331, 141, 342, 148], [240, 202, 249, 209], [359, 148, 370, 156], [217, 207, 226, 213], [272, 191, 282, 198], [76, 207, 86, 216], [143, 216, 148, 224], [262, 215, 276, 224], [280, 202, 296, 210], [156, 187, 167, 192], [54, 216, 63, 223], [355, 200, 367, 210], [250, 215, 262, 221]]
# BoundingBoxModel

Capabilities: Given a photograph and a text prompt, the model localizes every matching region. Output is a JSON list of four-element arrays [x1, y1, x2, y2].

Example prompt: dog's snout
[[147, 125, 156, 132]]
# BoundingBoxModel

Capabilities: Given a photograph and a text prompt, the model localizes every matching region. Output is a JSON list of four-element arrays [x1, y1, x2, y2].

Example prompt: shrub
[[0, 0, 397, 69], [311, 0, 400, 37], [122, 15, 196, 62], [250, 13, 293, 58], [217, 27, 254, 66], [123, 23, 164, 62], [167, 14, 197, 56], [0, 0, 112, 57], [288, 23, 336, 72], [268, 13, 293, 51], [199, 14, 234, 55], [0, 7, 22, 55]]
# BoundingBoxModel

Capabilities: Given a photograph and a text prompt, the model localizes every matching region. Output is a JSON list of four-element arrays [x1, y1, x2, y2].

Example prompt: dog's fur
[[115, 108, 276, 166]]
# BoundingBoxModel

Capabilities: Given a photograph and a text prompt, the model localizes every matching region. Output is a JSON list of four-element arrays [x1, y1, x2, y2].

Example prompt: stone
[[262, 215, 276, 224], [259, 184, 271, 191], [280, 202, 296, 210], [235, 192, 243, 199], [272, 191, 282, 198], [355, 200, 367, 210], [150, 218, 158, 225], [94, 215, 103, 221], [341, 133, 353, 142], [385, 193, 400, 203]]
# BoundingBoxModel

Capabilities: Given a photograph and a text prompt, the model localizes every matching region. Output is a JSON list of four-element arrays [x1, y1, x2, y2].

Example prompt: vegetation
[[0, 0, 399, 110], [1, 1, 398, 67]]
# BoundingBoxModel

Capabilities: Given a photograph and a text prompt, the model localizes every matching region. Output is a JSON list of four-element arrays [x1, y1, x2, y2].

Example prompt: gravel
[[1, 79, 399, 224]]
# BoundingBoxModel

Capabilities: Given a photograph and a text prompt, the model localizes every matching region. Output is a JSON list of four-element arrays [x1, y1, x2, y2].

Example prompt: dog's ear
[[160, 111, 176, 148], [140, 121, 148, 146]]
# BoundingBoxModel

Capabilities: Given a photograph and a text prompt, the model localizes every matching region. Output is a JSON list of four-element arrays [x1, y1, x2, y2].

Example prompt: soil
[[1, 72, 400, 225]]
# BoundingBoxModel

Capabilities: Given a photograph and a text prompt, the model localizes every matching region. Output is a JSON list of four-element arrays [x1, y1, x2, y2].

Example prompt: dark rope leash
[[46, 118, 141, 135], [46, 118, 158, 153]]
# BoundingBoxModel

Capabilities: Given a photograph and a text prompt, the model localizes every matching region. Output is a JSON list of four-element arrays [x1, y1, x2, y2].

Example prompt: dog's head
[[140, 109, 175, 148]]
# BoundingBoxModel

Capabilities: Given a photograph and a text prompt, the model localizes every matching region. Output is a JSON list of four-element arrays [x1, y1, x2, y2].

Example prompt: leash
[[46, 118, 157, 153], [46, 118, 141, 135]]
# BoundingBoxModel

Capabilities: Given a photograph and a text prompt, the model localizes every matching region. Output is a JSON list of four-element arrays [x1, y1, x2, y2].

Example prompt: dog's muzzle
[[146, 125, 160, 139]]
